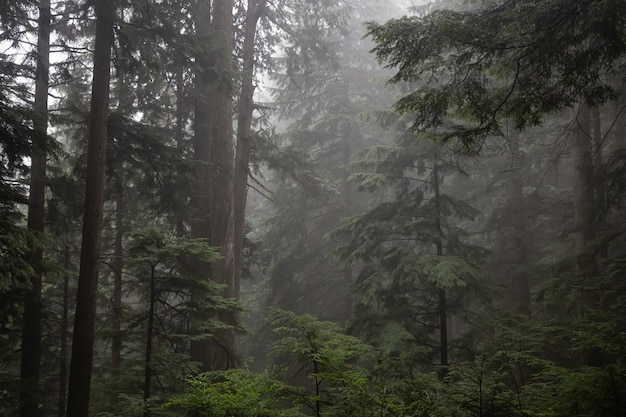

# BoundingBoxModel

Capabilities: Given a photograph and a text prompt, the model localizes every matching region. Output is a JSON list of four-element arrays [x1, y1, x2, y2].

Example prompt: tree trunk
[[570, 101, 601, 366], [174, 62, 186, 237], [190, 0, 236, 371], [341, 138, 353, 320], [110, 43, 131, 404], [592, 108, 608, 260], [57, 245, 70, 417], [571, 102, 598, 296], [20, 1, 50, 415], [432, 164, 448, 378], [143, 265, 156, 417], [66, 1, 114, 416], [234, 0, 266, 301], [110, 156, 123, 403], [508, 132, 531, 316]]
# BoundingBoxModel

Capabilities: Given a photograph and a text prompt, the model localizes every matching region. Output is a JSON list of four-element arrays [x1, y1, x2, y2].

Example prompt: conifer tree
[[66, 0, 115, 415], [19, 0, 50, 415]]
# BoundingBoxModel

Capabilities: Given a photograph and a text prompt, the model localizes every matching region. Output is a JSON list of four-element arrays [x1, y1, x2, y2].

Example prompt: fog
[[2, 0, 625, 416]]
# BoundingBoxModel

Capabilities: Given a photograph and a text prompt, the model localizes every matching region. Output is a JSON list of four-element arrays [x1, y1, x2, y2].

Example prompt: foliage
[[167, 369, 302, 417], [366, 0, 626, 152]]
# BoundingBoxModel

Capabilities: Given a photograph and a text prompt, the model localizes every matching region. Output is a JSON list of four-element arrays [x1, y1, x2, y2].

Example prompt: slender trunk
[[432, 164, 448, 377], [143, 265, 156, 417], [66, 1, 114, 416], [571, 102, 598, 297], [174, 63, 185, 237], [508, 132, 531, 315], [614, 89, 626, 150], [234, 0, 266, 299], [341, 138, 353, 320], [57, 245, 70, 417], [190, 0, 236, 371], [592, 108, 608, 260], [110, 157, 123, 399], [20, 1, 50, 415], [570, 101, 601, 366], [111, 45, 130, 404]]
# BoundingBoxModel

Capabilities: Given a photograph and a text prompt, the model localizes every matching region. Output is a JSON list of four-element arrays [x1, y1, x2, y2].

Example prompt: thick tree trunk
[[20, 1, 50, 415], [66, 1, 114, 416], [190, 0, 236, 371]]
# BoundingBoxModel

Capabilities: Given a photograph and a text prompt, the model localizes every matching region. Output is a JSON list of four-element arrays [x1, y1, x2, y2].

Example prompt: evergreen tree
[[332, 136, 485, 372], [66, 1, 115, 415], [20, 1, 51, 415]]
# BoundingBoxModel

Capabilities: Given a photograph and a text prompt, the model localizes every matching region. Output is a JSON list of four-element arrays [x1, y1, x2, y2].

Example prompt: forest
[[1, 0, 625, 416]]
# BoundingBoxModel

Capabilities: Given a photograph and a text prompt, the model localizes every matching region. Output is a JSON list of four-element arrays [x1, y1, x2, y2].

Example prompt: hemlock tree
[[66, 1, 115, 416], [20, 0, 51, 416], [189, 0, 237, 371], [256, 0, 401, 322], [0, 1, 39, 412], [123, 228, 240, 415], [366, 0, 626, 366], [331, 138, 485, 373]]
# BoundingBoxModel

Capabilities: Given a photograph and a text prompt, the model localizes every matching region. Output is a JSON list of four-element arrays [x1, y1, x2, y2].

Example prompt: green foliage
[[168, 369, 302, 417], [366, 0, 626, 152], [269, 308, 372, 364]]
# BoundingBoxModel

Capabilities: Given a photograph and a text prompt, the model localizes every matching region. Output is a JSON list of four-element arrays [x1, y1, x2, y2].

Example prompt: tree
[[66, 0, 115, 415], [123, 227, 239, 415], [189, 0, 237, 372], [19, 0, 50, 415], [366, 0, 626, 151], [254, 0, 398, 323], [366, 0, 626, 368], [234, 0, 267, 315], [331, 138, 485, 373], [0, 1, 39, 411]]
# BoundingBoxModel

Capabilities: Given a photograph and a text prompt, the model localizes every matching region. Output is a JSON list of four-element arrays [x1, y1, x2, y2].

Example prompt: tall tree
[[190, 0, 237, 371], [234, 0, 267, 309], [365, 0, 626, 151], [66, 0, 115, 415], [20, 0, 50, 415]]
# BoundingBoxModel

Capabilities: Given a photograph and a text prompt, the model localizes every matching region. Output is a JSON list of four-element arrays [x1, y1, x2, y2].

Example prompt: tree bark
[[592, 108, 608, 260], [174, 62, 186, 237], [570, 101, 601, 366], [340, 139, 353, 321], [432, 164, 448, 378], [571, 102, 598, 295], [143, 265, 156, 417], [508, 132, 531, 316], [190, 0, 236, 371], [20, 1, 50, 415], [234, 0, 266, 302], [66, 1, 114, 416], [110, 156, 123, 402], [110, 40, 131, 404], [57, 245, 70, 417]]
